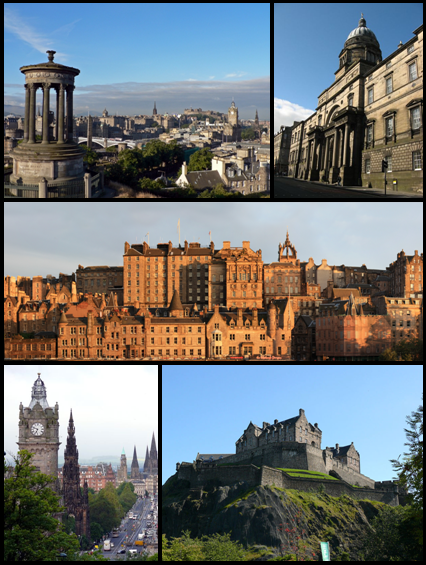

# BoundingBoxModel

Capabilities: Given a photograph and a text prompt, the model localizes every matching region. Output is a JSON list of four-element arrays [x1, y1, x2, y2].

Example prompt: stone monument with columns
[[8, 51, 85, 194]]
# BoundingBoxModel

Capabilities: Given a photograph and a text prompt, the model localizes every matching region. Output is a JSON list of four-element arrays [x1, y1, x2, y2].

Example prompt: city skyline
[[4, 366, 158, 461], [4, 3, 270, 120], [4, 202, 423, 278], [274, 3, 423, 131]]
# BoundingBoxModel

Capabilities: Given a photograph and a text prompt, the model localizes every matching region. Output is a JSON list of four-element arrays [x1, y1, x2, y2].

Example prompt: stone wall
[[177, 462, 261, 489], [176, 463, 402, 506]]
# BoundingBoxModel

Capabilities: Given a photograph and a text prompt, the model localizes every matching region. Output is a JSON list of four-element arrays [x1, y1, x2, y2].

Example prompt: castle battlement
[[175, 409, 406, 505]]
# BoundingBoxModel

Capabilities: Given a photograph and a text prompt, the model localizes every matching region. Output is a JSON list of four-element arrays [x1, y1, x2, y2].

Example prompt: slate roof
[[185, 170, 225, 190]]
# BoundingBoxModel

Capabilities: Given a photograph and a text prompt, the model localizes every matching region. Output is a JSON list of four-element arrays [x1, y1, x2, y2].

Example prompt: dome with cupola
[[345, 14, 380, 49]]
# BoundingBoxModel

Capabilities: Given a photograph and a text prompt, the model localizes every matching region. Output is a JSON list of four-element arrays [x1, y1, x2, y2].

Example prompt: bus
[[128, 512, 133, 519], [112, 528, 119, 538], [103, 539, 111, 551]]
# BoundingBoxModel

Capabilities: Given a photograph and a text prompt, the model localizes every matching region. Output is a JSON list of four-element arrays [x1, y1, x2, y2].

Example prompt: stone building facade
[[288, 16, 423, 190], [236, 409, 323, 452], [387, 249, 423, 297], [124, 240, 214, 308], [18, 374, 60, 480], [362, 25, 423, 191]]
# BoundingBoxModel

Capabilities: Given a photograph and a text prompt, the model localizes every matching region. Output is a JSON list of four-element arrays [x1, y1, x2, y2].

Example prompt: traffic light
[[382, 160, 388, 173]]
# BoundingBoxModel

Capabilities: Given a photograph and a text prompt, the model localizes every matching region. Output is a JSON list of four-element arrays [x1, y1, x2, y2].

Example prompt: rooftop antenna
[[177, 218, 181, 246]]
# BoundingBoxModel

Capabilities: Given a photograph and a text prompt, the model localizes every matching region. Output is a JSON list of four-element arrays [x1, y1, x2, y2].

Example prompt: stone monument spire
[[62, 410, 90, 539]]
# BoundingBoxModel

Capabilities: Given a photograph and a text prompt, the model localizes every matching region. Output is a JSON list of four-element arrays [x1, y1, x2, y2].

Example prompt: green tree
[[4, 450, 81, 561], [390, 395, 423, 551], [162, 530, 247, 561], [361, 504, 420, 561], [188, 148, 213, 171]]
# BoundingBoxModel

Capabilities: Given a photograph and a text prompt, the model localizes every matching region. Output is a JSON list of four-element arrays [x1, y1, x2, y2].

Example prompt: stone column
[[343, 123, 350, 166], [42, 83, 50, 144], [57, 84, 65, 144], [24, 84, 30, 143], [332, 129, 338, 167], [28, 84, 37, 144], [324, 137, 330, 170], [66, 85, 75, 142], [54, 87, 59, 142]]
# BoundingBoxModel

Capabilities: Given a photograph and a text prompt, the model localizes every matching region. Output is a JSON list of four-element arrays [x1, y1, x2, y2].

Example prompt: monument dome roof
[[345, 15, 380, 48]]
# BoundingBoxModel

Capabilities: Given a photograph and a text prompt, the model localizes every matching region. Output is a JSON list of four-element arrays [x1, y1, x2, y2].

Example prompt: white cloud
[[274, 98, 315, 133]]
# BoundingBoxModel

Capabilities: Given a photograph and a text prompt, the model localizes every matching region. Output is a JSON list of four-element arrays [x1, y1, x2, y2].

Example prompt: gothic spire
[[150, 432, 157, 460]]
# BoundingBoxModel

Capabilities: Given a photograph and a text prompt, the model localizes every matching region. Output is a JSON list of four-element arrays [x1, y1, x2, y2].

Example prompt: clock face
[[230, 111, 234, 114], [31, 423, 45, 436]]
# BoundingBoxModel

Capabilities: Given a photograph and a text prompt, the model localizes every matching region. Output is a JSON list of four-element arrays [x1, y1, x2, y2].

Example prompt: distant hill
[[4, 105, 25, 117]]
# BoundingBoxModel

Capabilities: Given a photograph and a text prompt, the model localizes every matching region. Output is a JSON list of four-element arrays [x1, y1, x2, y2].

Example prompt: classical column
[[343, 123, 350, 166], [23, 84, 30, 143], [332, 129, 338, 167], [28, 84, 37, 144], [324, 136, 330, 170], [66, 85, 75, 142], [42, 82, 51, 144], [57, 84, 65, 144]]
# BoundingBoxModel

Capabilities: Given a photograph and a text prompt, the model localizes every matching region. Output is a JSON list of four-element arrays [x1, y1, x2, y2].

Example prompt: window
[[408, 61, 417, 81]]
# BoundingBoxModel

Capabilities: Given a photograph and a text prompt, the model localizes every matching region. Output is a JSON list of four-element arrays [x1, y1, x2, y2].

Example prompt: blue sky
[[4, 202, 423, 277], [274, 3, 423, 131], [162, 366, 423, 484], [4, 3, 270, 119]]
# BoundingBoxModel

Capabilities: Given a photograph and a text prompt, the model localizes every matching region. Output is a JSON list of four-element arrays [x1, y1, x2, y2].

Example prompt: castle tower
[[9, 51, 85, 195], [130, 445, 140, 479], [17, 373, 60, 480], [62, 410, 90, 539]]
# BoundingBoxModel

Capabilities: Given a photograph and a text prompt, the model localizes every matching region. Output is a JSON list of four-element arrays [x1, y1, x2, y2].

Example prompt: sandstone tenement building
[[4, 234, 423, 360], [176, 409, 406, 506]]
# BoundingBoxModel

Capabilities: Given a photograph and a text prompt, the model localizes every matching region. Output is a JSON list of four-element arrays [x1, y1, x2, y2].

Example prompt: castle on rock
[[176, 408, 406, 506]]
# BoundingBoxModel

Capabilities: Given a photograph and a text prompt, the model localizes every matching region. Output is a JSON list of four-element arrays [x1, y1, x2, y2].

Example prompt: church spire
[[131, 445, 140, 479]]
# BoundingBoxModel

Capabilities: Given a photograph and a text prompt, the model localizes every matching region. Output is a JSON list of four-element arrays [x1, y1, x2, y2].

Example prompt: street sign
[[320, 541, 330, 561]]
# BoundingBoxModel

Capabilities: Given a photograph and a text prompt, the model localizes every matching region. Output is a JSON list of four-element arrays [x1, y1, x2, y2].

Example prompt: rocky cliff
[[162, 472, 388, 560]]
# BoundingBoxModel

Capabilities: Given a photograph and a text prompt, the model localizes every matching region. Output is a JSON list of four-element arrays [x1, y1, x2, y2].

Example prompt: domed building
[[287, 16, 423, 191], [339, 14, 382, 71]]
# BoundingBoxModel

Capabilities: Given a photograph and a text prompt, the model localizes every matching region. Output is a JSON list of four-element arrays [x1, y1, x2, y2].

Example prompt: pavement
[[274, 176, 423, 200]]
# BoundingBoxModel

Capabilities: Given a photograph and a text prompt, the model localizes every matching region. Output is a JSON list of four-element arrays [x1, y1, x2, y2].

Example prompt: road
[[100, 496, 158, 559], [274, 177, 422, 199]]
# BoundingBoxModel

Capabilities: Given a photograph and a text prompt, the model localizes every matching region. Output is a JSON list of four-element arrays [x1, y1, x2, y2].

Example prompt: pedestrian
[[336, 175, 341, 186]]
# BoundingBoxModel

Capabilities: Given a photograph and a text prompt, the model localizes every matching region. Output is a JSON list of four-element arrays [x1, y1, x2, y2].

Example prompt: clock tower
[[18, 374, 60, 479], [224, 99, 241, 142], [228, 100, 238, 127]]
